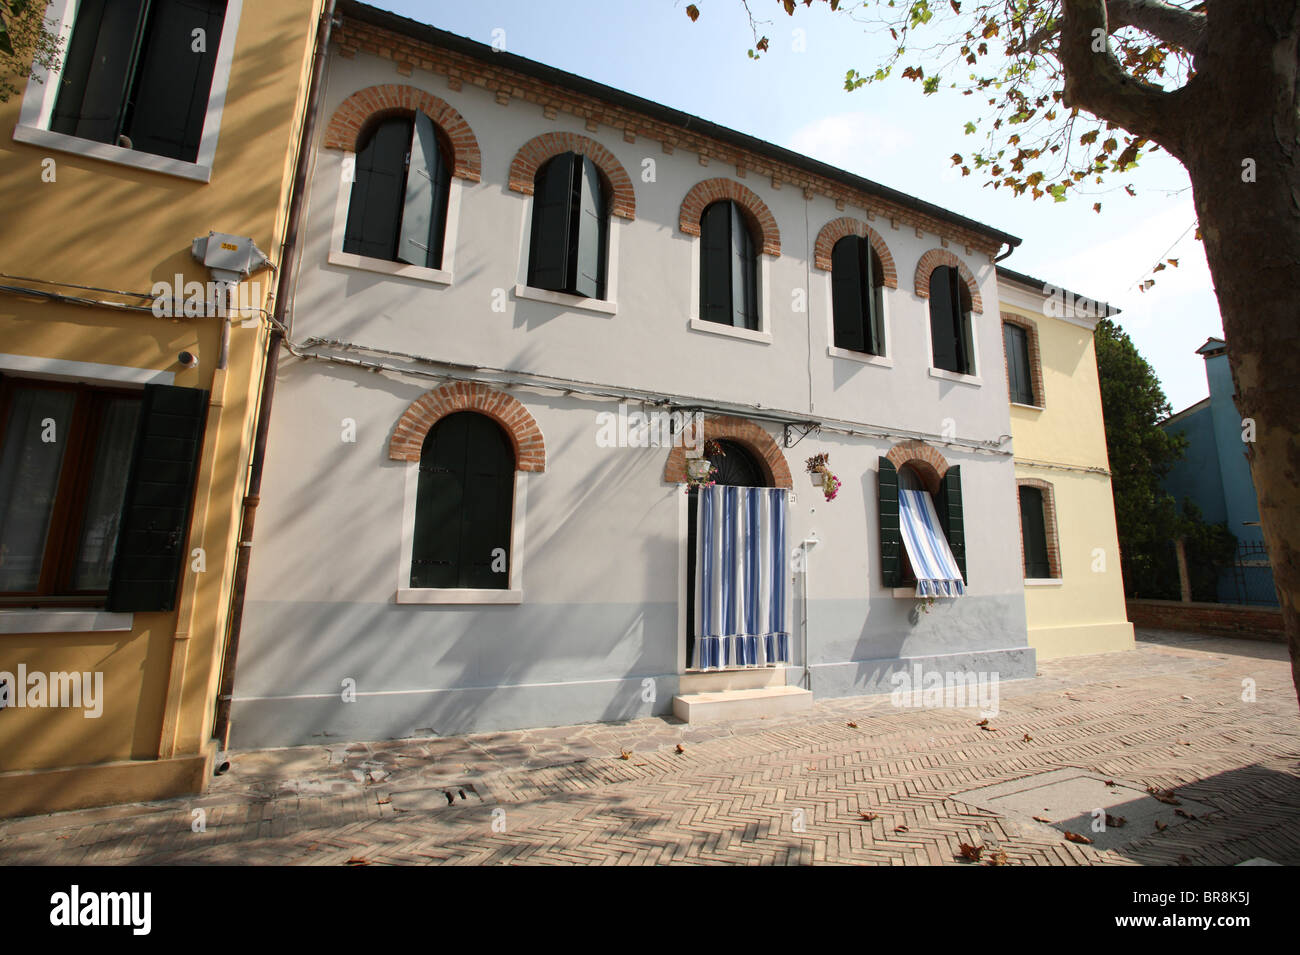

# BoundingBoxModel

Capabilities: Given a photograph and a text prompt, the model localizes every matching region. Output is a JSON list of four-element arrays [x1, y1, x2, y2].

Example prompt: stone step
[[671, 685, 813, 723]]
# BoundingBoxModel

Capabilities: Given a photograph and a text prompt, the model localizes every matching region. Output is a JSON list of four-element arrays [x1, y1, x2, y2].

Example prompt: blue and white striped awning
[[898, 488, 965, 597]]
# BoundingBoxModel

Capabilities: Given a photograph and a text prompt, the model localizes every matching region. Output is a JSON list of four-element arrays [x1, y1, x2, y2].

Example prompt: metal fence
[[1223, 541, 1280, 607]]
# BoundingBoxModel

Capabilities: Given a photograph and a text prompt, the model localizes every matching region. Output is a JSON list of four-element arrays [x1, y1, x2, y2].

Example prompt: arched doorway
[[685, 439, 768, 667]]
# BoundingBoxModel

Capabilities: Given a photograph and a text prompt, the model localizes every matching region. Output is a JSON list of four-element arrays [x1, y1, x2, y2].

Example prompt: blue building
[[1161, 338, 1277, 605]]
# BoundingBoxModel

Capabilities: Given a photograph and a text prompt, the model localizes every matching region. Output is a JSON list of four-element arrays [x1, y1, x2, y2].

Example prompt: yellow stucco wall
[[1000, 292, 1134, 660], [0, 0, 322, 812]]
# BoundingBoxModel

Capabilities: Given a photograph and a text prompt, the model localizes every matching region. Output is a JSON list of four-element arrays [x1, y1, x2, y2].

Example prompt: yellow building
[[996, 267, 1135, 659], [0, 0, 325, 816]]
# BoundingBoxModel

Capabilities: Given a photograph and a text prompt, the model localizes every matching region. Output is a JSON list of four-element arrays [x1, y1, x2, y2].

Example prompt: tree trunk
[[1182, 1, 1300, 706]]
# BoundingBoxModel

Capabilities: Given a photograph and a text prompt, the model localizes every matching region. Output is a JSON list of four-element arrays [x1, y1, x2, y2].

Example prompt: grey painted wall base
[[808, 645, 1036, 701], [230, 671, 679, 750]]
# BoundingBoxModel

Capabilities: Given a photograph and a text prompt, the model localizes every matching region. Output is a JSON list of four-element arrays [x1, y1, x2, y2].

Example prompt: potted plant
[[805, 452, 841, 501]]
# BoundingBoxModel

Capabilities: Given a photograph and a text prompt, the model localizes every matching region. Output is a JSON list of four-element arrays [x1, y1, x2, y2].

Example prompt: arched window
[[928, 265, 975, 375], [343, 113, 451, 269], [831, 235, 885, 355], [527, 152, 610, 299], [411, 412, 514, 590], [700, 200, 759, 330]]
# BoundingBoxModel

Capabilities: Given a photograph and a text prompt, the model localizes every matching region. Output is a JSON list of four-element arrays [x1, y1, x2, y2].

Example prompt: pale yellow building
[[996, 267, 1134, 659], [0, 0, 325, 816]]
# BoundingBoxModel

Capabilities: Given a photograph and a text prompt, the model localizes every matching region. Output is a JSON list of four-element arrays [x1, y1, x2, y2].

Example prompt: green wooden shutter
[[399, 111, 447, 269], [106, 384, 208, 613], [1019, 486, 1051, 578], [938, 465, 967, 583], [730, 202, 758, 330], [928, 268, 959, 372], [572, 156, 608, 299], [458, 416, 515, 589], [1004, 323, 1034, 404], [878, 457, 902, 587], [528, 152, 576, 292], [51, 0, 148, 146], [831, 237, 865, 352], [123, 0, 227, 162], [411, 412, 468, 588], [954, 270, 975, 376], [344, 117, 411, 262], [699, 201, 731, 325]]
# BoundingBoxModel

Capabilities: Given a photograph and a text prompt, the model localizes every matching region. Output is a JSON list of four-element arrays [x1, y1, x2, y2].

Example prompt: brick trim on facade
[[332, 16, 1007, 256], [507, 131, 637, 219], [678, 179, 781, 257], [913, 249, 983, 315], [812, 217, 898, 288], [662, 415, 792, 488], [1000, 311, 1046, 408], [389, 383, 546, 472], [1016, 477, 1061, 579], [885, 440, 950, 495], [323, 83, 482, 182]]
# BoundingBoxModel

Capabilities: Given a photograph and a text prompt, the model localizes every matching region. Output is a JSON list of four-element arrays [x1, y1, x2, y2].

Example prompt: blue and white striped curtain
[[693, 485, 791, 670], [898, 488, 965, 597]]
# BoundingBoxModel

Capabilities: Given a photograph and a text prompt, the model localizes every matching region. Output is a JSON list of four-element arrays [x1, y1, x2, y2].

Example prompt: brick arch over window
[[1000, 311, 1046, 408], [813, 217, 898, 288], [508, 132, 636, 219], [388, 383, 545, 472], [323, 84, 482, 182], [885, 439, 950, 496], [662, 415, 792, 488], [678, 179, 781, 257], [913, 249, 983, 314], [1016, 477, 1062, 578]]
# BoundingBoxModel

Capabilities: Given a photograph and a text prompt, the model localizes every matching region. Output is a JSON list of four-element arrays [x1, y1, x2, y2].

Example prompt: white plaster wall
[[229, 49, 1031, 747]]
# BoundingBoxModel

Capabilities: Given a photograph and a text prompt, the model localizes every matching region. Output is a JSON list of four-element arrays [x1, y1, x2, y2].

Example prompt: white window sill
[[13, 125, 212, 182], [514, 284, 616, 315], [828, 346, 892, 367], [329, 250, 452, 285], [1024, 578, 1063, 587], [928, 367, 982, 386], [688, 318, 772, 344], [396, 588, 523, 605], [0, 610, 133, 634], [1010, 401, 1044, 411]]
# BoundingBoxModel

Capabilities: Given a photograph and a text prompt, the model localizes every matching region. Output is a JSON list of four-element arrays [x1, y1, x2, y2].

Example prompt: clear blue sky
[[369, 0, 1219, 414]]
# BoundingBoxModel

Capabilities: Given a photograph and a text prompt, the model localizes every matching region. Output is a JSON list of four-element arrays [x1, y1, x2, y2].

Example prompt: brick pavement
[[1, 630, 1297, 865]]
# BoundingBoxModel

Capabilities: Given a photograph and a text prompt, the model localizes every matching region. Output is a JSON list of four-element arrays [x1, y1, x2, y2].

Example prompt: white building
[[227, 1, 1034, 747]]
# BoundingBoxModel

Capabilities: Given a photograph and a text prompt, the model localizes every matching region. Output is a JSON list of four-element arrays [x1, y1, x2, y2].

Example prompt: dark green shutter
[[730, 202, 758, 330], [928, 268, 959, 372], [411, 412, 514, 590], [122, 0, 227, 162], [344, 116, 411, 262], [699, 201, 731, 325], [1019, 486, 1051, 578], [106, 384, 208, 612], [458, 417, 515, 588], [51, 0, 148, 145], [399, 111, 444, 268], [1004, 323, 1034, 404], [573, 156, 608, 299], [831, 236, 865, 352], [878, 457, 902, 587], [528, 152, 576, 292], [938, 465, 966, 583], [956, 272, 975, 376]]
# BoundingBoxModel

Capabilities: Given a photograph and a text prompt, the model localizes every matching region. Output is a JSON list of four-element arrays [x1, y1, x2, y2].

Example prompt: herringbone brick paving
[[1, 630, 1296, 865]]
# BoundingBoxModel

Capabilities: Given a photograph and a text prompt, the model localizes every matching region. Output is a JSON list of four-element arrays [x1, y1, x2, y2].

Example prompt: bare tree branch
[[1107, 0, 1206, 54], [1059, 0, 1190, 155]]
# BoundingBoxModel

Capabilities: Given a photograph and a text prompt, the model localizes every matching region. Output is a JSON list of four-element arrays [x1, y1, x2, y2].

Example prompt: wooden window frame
[[1001, 312, 1045, 409], [0, 377, 141, 607]]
